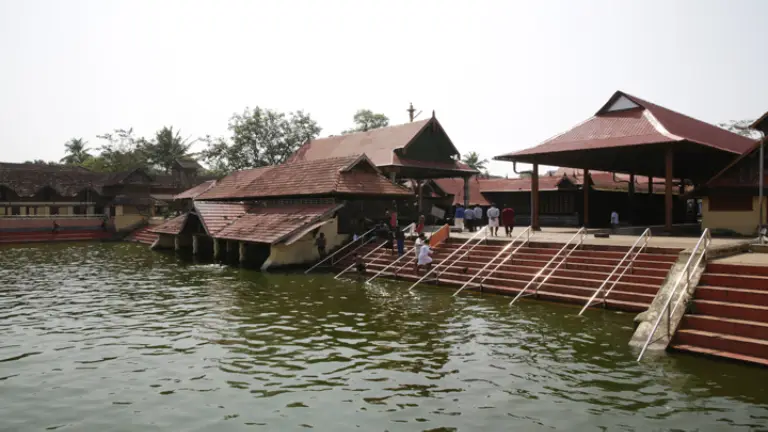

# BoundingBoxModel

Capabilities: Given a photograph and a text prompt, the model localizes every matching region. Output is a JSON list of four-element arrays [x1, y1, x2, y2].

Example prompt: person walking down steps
[[487, 203, 500, 236]]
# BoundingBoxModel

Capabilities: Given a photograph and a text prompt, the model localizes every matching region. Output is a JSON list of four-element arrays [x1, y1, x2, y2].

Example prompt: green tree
[[342, 109, 389, 134], [95, 128, 151, 172], [144, 126, 194, 173], [60, 138, 91, 165], [462, 151, 488, 172], [201, 107, 321, 174], [719, 119, 762, 139], [24, 159, 58, 165]]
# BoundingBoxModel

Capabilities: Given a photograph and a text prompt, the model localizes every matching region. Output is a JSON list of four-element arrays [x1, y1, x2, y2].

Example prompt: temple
[[149, 155, 414, 268], [494, 91, 756, 231]]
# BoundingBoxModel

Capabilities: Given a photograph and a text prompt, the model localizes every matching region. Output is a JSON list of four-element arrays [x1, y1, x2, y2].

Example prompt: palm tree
[[146, 126, 194, 173], [60, 138, 91, 165], [462, 151, 489, 173]]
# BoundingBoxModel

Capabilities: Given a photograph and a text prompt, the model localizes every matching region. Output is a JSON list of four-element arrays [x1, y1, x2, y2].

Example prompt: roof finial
[[432, 110, 435, 118], [407, 103, 415, 122]]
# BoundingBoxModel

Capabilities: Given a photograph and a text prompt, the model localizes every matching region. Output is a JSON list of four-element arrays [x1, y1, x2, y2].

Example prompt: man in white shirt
[[464, 207, 475, 232], [473, 205, 483, 225], [413, 233, 424, 272], [610, 211, 619, 233], [487, 203, 500, 236], [416, 240, 433, 274]]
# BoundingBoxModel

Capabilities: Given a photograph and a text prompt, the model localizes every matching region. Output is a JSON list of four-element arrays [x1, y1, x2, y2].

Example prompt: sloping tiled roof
[[0, 163, 134, 197], [432, 178, 490, 206], [174, 180, 216, 200], [703, 139, 767, 189], [479, 176, 566, 193], [214, 204, 339, 244], [288, 119, 432, 166], [196, 156, 412, 201], [194, 201, 248, 235], [497, 91, 756, 159], [149, 214, 188, 235]]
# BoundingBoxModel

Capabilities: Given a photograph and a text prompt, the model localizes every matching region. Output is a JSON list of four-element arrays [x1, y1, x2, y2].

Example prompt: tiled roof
[[214, 204, 338, 244], [703, 139, 767, 189], [149, 214, 188, 235], [497, 90, 756, 160], [0, 163, 136, 197], [196, 156, 412, 201], [288, 119, 431, 166], [390, 154, 477, 174], [174, 180, 216, 200], [432, 178, 490, 206], [478, 176, 566, 193], [193, 201, 248, 235]]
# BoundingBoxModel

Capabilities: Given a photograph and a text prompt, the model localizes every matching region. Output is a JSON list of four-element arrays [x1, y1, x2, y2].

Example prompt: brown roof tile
[[174, 180, 216, 200], [498, 90, 756, 159], [214, 204, 338, 244], [288, 119, 431, 166], [196, 156, 412, 201], [0, 163, 147, 197], [194, 201, 248, 235], [432, 178, 490, 206], [149, 214, 188, 235]]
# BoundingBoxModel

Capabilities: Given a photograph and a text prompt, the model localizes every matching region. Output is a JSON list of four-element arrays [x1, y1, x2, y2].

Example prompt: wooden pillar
[[192, 235, 199, 255], [665, 148, 674, 232], [174, 236, 181, 251], [213, 238, 221, 260], [532, 163, 540, 231], [417, 180, 423, 213], [583, 169, 590, 228], [628, 173, 635, 225], [463, 177, 470, 208], [239, 241, 246, 263]]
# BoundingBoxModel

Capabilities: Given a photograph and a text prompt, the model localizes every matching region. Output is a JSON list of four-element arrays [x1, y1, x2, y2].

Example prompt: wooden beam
[[583, 169, 590, 228], [665, 148, 674, 232], [628, 173, 635, 225], [532, 164, 540, 231]]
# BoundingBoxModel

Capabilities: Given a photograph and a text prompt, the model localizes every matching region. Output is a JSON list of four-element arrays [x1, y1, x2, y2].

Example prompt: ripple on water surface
[[0, 242, 767, 431]]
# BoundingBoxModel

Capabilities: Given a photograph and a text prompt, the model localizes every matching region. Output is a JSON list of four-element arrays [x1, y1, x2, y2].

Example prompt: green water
[[0, 243, 767, 431]]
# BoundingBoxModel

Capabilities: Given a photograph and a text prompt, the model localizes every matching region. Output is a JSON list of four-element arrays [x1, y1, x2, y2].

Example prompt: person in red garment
[[502, 206, 515, 237]]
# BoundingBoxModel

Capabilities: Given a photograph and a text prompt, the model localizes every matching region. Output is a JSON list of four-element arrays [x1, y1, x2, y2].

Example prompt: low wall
[[113, 214, 147, 232], [0, 217, 104, 232], [264, 218, 348, 269], [701, 197, 766, 236]]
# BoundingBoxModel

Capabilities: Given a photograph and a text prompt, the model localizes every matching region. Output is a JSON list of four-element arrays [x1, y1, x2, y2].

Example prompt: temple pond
[[1, 242, 767, 431]]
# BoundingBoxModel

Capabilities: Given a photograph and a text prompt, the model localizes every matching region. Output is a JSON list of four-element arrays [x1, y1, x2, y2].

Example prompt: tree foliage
[[201, 107, 321, 174], [60, 138, 91, 165], [342, 109, 389, 134], [93, 128, 151, 172], [24, 159, 58, 166], [719, 119, 762, 140], [461, 151, 489, 173], [144, 126, 194, 173]]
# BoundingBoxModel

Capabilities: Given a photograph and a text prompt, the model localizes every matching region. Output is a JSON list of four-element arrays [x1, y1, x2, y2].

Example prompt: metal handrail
[[334, 239, 388, 279], [637, 229, 711, 361], [509, 227, 587, 306], [407, 226, 488, 292], [434, 226, 489, 279], [391, 228, 437, 276], [453, 226, 532, 297], [305, 226, 377, 274], [364, 223, 417, 283], [579, 228, 651, 315]]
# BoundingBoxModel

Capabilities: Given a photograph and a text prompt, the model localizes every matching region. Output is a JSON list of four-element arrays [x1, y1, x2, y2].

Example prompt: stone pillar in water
[[213, 238, 221, 260], [174, 236, 181, 251], [239, 241, 247, 263], [192, 236, 199, 255]]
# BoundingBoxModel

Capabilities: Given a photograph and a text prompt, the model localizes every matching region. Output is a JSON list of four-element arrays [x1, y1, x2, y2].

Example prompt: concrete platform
[[447, 226, 746, 251], [712, 251, 768, 267]]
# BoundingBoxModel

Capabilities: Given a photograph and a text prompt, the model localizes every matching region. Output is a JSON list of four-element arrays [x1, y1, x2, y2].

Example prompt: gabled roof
[[175, 158, 202, 170], [193, 201, 249, 236], [497, 90, 757, 159], [149, 214, 188, 235], [702, 138, 767, 190], [752, 111, 768, 134], [214, 203, 341, 245], [0, 163, 150, 198], [196, 155, 412, 201], [174, 180, 216, 200], [432, 178, 490, 206]]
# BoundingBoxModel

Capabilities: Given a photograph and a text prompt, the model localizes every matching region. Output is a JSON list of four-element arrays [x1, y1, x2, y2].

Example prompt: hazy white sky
[[1, 0, 766, 175]]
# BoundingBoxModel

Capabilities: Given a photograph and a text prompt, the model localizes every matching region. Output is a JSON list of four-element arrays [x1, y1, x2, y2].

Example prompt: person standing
[[454, 204, 465, 232], [610, 210, 620, 233], [473, 205, 483, 232], [502, 206, 515, 237], [415, 215, 425, 235], [315, 232, 327, 257], [487, 203, 500, 236], [390, 201, 398, 229], [464, 206, 475, 232], [395, 226, 405, 257], [413, 233, 425, 272]]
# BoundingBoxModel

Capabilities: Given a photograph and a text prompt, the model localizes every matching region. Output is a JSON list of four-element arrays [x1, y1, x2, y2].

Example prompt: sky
[[1, 0, 767, 176]]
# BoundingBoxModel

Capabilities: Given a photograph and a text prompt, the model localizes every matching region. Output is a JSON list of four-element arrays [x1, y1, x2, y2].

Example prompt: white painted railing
[[305, 227, 377, 274], [509, 227, 587, 306], [579, 228, 652, 315], [637, 229, 711, 362]]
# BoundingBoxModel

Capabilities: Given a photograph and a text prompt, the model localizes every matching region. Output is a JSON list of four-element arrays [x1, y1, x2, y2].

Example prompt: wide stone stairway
[[336, 236, 681, 313], [670, 261, 768, 366]]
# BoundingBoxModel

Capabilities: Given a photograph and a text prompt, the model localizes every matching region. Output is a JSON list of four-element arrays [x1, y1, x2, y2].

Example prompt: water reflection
[[0, 242, 766, 431]]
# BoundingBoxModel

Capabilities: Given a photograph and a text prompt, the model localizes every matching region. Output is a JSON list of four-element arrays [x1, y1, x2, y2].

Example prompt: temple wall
[[264, 218, 349, 269], [701, 197, 766, 236], [113, 214, 147, 232]]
